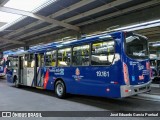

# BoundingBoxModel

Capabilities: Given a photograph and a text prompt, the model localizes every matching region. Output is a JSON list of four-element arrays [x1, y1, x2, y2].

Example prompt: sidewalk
[[150, 85, 160, 95], [132, 93, 160, 102], [131, 84, 160, 101]]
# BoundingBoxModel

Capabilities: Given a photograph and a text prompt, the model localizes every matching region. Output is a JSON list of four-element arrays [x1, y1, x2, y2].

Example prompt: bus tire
[[55, 80, 66, 98], [14, 76, 20, 88]]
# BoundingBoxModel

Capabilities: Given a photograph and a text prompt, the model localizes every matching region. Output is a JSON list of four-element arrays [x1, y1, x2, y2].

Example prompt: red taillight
[[125, 89, 131, 92], [114, 82, 118, 84], [123, 62, 130, 85], [146, 62, 152, 78], [146, 62, 150, 70], [125, 89, 129, 92], [110, 81, 118, 84]]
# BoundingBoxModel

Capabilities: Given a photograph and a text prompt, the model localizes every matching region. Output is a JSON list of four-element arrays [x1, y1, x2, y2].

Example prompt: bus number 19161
[[96, 71, 109, 77]]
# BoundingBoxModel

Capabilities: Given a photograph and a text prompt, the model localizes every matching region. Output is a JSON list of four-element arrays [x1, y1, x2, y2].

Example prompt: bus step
[[36, 87, 44, 89]]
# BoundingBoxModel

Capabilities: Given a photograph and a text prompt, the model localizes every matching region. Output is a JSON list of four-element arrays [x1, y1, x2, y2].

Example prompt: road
[[0, 78, 160, 120]]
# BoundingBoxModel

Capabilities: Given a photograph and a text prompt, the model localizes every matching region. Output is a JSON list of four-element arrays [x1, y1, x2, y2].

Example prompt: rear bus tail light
[[123, 62, 130, 85], [150, 69, 152, 78], [146, 62, 150, 70], [146, 62, 152, 79]]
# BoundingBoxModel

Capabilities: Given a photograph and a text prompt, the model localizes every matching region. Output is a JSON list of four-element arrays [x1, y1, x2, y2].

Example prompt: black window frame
[[90, 38, 116, 66], [124, 32, 149, 60], [23, 53, 35, 68], [57, 47, 71, 67], [44, 50, 57, 67], [72, 43, 90, 67]]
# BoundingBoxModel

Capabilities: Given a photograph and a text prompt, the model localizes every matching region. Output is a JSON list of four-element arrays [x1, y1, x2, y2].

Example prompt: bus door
[[34, 54, 38, 86], [22, 54, 35, 86], [36, 53, 44, 87]]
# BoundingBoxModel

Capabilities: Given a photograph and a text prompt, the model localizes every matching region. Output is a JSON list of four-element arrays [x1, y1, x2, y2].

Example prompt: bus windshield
[[0, 59, 4, 66], [8, 57, 18, 68], [125, 33, 148, 59]]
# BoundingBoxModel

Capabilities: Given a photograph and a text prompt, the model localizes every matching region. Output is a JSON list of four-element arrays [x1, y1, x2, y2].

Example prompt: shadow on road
[[9, 85, 141, 111], [0, 77, 6, 80]]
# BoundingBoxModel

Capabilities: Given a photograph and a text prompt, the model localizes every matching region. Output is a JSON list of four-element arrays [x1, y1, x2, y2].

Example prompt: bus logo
[[76, 68, 80, 76], [72, 68, 83, 81]]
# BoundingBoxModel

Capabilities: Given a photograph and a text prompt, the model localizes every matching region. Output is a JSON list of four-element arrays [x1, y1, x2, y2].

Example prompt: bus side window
[[45, 51, 52, 66], [30, 54, 35, 67], [38, 53, 44, 67], [41, 54, 44, 67], [72, 45, 90, 66], [24, 54, 35, 67], [51, 50, 56, 66], [58, 48, 71, 67], [91, 40, 115, 65]]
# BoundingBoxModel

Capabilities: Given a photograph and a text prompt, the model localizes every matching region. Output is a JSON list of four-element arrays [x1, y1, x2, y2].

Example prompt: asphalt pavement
[[0, 78, 160, 120]]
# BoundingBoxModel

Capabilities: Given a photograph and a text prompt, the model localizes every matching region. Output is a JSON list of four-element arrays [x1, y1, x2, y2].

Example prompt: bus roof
[[9, 31, 124, 56]]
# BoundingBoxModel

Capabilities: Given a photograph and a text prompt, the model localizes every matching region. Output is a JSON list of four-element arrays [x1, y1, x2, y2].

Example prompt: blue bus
[[1, 51, 21, 77], [0, 56, 7, 77], [6, 31, 151, 98]]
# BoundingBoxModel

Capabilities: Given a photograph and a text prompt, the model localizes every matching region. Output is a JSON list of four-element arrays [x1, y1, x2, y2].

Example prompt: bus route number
[[96, 71, 109, 77]]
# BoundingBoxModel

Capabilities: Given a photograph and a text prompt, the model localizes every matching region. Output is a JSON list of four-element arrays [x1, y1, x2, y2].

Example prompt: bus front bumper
[[120, 81, 151, 98], [0, 73, 5, 77]]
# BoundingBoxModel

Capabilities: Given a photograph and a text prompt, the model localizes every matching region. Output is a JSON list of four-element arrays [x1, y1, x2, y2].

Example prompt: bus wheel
[[55, 80, 66, 98]]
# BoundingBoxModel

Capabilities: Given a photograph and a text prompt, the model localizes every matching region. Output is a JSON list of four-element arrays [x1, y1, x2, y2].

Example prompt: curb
[[151, 84, 160, 88], [131, 93, 160, 102]]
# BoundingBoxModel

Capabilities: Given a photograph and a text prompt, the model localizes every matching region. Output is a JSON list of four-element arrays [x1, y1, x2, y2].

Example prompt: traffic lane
[[0, 79, 160, 111], [0, 79, 106, 111]]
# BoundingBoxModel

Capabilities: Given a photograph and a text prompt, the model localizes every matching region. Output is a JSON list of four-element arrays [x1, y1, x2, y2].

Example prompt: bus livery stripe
[[43, 69, 49, 89]]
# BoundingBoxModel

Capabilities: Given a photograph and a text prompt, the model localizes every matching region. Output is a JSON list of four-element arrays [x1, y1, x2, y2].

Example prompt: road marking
[[131, 93, 160, 102], [151, 84, 160, 88]]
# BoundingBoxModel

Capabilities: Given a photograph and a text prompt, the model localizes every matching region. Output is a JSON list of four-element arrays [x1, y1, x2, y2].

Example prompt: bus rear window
[[125, 33, 148, 59]]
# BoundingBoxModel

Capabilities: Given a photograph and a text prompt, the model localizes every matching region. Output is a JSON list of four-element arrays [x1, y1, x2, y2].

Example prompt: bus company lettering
[[142, 69, 150, 75], [72, 68, 84, 81], [49, 68, 64, 75], [138, 63, 144, 70], [129, 61, 139, 66]]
